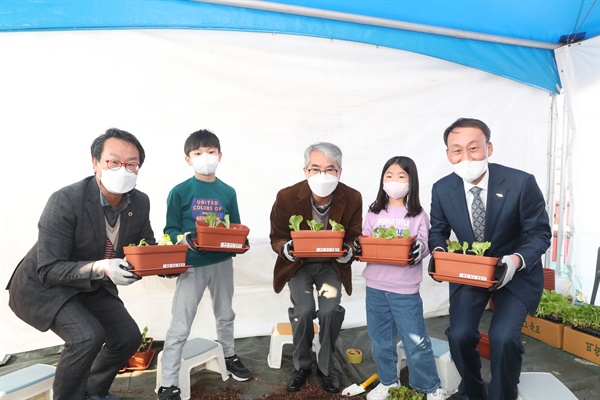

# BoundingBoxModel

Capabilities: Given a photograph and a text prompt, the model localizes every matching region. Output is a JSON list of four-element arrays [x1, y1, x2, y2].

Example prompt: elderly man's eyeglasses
[[307, 168, 338, 176], [105, 159, 140, 173]]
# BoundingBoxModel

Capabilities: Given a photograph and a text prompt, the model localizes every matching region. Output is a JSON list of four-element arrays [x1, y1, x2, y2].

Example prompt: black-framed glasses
[[307, 167, 338, 176], [105, 159, 140, 173]]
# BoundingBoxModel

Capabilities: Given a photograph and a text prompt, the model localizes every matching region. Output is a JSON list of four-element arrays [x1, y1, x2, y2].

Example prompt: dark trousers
[[50, 288, 141, 400], [287, 262, 345, 375], [446, 285, 528, 400]]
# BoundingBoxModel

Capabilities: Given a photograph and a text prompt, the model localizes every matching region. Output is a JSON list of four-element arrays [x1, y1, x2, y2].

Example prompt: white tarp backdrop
[[1, 29, 553, 358], [555, 36, 600, 304]]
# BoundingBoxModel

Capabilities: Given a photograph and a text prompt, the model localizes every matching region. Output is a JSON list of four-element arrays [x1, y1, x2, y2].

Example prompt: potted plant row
[[356, 226, 415, 265], [429, 240, 499, 288], [122, 235, 189, 277], [195, 213, 250, 253], [288, 215, 345, 257], [523, 289, 600, 365], [557, 298, 600, 364], [521, 289, 570, 348]]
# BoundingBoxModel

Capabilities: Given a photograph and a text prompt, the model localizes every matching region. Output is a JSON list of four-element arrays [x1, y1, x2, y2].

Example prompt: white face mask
[[192, 153, 219, 175], [307, 173, 339, 197], [452, 159, 488, 183], [383, 181, 409, 200], [100, 167, 137, 194]]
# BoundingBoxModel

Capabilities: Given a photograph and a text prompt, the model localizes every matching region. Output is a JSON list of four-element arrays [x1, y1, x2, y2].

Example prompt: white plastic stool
[[397, 337, 460, 395], [517, 372, 576, 400], [0, 363, 56, 399], [267, 322, 320, 368], [156, 338, 229, 400]]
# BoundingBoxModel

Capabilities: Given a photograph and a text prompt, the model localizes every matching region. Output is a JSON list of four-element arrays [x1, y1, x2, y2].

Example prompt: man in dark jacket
[[7, 128, 155, 400]]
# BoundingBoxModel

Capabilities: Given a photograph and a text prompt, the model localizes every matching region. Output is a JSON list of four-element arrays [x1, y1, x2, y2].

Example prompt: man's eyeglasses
[[105, 160, 140, 173], [307, 168, 338, 176]]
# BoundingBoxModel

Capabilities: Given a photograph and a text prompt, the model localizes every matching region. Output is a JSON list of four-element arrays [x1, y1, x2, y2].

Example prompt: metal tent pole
[[194, 0, 561, 50]]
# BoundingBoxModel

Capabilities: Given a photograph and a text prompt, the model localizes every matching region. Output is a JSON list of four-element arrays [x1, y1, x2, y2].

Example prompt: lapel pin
[[128, 212, 133, 217], [496, 193, 503, 198]]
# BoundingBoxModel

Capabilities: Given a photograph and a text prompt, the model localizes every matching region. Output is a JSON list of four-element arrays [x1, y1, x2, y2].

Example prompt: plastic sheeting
[[555, 36, 600, 303], [0, 29, 551, 358]]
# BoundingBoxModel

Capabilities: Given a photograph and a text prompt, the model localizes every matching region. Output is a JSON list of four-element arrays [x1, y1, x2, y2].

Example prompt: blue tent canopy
[[1, 0, 599, 93]]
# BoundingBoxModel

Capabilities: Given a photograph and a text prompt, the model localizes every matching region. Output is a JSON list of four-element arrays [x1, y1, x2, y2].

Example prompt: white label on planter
[[163, 263, 186, 268], [220, 242, 242, 249], [459, 273, 487, 281], [316, 247, 340, 252]]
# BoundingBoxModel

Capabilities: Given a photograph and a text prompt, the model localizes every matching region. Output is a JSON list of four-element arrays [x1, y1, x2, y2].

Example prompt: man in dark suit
[[428, 118, 551, 400], [269, 142, 362, 394], [7, 128, 155, 400]]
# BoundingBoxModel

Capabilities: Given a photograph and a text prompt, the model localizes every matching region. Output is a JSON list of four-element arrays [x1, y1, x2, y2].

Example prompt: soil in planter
[[572, 326, 600, 339]]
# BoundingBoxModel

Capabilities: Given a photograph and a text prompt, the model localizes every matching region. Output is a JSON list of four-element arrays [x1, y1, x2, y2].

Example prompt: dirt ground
[[2, 312, 600, 399]]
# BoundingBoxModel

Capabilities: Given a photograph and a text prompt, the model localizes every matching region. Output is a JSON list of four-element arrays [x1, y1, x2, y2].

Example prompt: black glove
[[282, 240, 297, 262], [158, 273, 181, 279], [489, 255, 519, 292], [428, 250, 442, 283], [353, 237, 362, 256], [177, 232, 204, 254], [408, 240, 425, 265], [240, 239, 250, 254], [336, 243, 353, 263]]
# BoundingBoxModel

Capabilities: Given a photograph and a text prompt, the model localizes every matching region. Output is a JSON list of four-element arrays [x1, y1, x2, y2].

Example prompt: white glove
[[282, 240, 297, 262], [336, 243, 353, 264], [93, 258, 140, 286], [177, 231, 204, 254], [408, 240, 425, 265], [490, 255, 519, 291]]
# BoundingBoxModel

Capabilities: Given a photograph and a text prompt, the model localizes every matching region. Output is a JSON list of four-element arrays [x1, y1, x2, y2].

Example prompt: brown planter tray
[[355, 255, 411, 265], [132, 266, 190, 277], [430, 252, 499, 287], [357, 235, 415, 261], [123, 244, 188, 271], [195, 221, 250, 251], [562, 326, 600, 365], [521, 315, 566, 348], [290, 250, 346, 258], [290, 230, 345, 253], [194, 241, 250, 253]]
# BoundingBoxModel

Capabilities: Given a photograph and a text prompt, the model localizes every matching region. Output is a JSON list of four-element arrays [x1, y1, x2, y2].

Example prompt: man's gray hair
[[303, 142, 343, 168]]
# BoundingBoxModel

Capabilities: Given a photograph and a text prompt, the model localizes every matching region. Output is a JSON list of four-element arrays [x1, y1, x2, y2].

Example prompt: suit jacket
[[269, 180, 363, 295], [429, 163, 551, 312], [7, 176, 155, 331]]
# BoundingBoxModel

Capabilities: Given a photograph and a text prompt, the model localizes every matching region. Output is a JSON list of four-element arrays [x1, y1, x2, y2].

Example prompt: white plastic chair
[[267, 322, 320, 369], [156, 338, 229, 400]]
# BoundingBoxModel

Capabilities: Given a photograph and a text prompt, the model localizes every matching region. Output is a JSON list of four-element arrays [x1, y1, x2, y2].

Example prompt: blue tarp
[[1, 0, 599, 93]]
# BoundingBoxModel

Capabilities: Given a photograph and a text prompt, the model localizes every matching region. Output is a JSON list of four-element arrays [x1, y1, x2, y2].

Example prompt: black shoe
[[317, 369, 340, 393], [225, 354, 254, 381], [157, 385, 181, 400], [287, 368, 311, 392]]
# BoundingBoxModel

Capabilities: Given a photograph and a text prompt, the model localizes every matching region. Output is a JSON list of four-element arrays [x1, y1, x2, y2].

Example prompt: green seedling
[[306, 219, 324, 231], [329, 219, 345, 231], [469, 241, 492, 256], [289, 215, 303, 231]]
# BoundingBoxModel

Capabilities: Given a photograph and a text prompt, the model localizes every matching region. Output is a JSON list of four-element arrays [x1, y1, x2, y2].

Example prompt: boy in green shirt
[[157, 129, 252, 400]]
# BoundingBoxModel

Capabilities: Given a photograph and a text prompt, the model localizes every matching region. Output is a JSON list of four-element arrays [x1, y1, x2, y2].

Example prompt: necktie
[[470, 186, 485, 241]]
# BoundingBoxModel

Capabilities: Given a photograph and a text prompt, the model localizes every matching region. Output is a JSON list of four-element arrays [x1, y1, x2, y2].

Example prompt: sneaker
[[85, 394, 118, 400], [367, 382, 400, 400], [157, 385, 181, 400], [427, 387, 447, 400], [225, 354, 253, 381]]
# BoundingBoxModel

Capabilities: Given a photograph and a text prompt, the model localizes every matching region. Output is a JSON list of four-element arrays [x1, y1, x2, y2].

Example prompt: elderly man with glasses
[[269, 142, 363, 394], [7, 128, 155, 400]]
